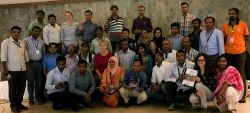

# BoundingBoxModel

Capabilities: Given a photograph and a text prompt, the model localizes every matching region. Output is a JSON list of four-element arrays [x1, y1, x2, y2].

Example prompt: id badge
[[36, 50, 40, 55], [230, 36, 234, 42], [204, 45, 208, 51]]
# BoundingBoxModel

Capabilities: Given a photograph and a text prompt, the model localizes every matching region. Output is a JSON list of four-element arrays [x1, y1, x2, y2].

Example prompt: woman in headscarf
[[213, 54, 244, 113], [153, 27, 165, 50], [100, 57, 125, 108]]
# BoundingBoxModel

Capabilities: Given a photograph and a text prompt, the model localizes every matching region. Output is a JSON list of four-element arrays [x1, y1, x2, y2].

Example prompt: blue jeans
[[27, 61, 43, 101], [146, 85, 166, 100], [63, 44, 79, 56]]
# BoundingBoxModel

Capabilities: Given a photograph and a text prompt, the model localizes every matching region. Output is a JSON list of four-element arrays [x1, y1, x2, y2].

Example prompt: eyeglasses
[[197, 60, 206, 62], [109, 61, 115, 63], [155, 55, 162, 58], [68, 48, 74, 50]]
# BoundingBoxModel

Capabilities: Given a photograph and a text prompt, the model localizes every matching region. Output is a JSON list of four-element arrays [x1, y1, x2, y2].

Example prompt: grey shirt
[[168, 34, 184, 50], [77, 21, 97, 41], [69, 70, 96, 96], [61, 22, 79, 47]]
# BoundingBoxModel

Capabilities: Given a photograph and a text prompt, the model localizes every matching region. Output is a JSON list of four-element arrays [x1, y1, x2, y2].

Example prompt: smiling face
[[133, 61, 142, 73], [11, 29, 21, 40], [36, 12, 44, 21], [181, 4, 189, 14], [110, 8, 118, 16], [150, 42, 156, 51], [96, 29, 103, 37], [176, 52, 186, 64], [182, 37, 191, 49], [48, 17, 56, 25], [99, 43, 108, 51], [122, 31, 129, 39], [197, 56, 206, 68], [138, 46, 145, 55], [217, 57, 228, 69], [85, 12, 92, 21], [65, 13, 73, 21]]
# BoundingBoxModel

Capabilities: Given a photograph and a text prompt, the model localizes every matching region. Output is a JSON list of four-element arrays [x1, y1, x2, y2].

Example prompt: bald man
[[162, 40, 177, 63], [65, 44, 78, 74], [182, 37, 199, 62]]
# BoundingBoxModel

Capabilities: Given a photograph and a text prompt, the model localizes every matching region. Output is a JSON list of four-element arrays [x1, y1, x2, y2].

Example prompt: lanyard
[[110, 72, 114, 83], [206, 29, 214, 44], [13, 41, 21, 48], [32, 39, 38, 49], [177, 64, 186, 76], [229, 25, 237, 36]]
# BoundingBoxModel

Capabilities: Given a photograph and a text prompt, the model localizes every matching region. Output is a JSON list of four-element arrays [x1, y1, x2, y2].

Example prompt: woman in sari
[[100, 57, 125, 108], [213, 54, 244, 113]]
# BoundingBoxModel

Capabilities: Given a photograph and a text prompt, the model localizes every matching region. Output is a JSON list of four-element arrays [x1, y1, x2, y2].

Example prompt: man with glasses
[[163, 50, 195, 111], [65, 44, 77, 74]]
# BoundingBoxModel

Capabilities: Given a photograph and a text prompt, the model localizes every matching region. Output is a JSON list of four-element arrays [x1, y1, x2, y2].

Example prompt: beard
[[229, 16, 235, 21]]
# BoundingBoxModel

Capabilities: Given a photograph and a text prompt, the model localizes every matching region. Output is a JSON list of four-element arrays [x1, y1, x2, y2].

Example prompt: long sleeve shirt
[[164, 60, 195, 92], [43, 24, 61, 45], [23, 36, 46, 61], [199, 29, 225, 56], [114, 49, 136, 71], [131, 16, 153, 39], [151, 61, 171, 84], [174, 14, 195, 36], [122, 69, 147, 92], [69, 70, 96, 96], [45, 67, 70, 94], [77, 21, 97, 41], [61, 22, 79, 47]]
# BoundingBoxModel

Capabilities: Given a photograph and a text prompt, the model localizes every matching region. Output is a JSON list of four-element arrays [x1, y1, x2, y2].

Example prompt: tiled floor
[[1, 97, 250, 113]]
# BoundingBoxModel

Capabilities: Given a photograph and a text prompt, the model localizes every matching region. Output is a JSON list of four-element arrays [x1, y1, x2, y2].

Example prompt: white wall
[[0, 0, 55, 5]]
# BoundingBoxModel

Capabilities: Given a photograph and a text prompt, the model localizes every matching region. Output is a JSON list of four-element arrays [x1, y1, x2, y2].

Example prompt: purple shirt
[[65, 54, 77, 74], [131, 16, 153, 39]]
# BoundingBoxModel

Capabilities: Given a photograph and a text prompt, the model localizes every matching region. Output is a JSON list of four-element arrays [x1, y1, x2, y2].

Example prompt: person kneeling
[[45, 56, 70, 110], [69, 60, 96, 112], [100, 57, 125, 108], [213, 55, 244, 113], [119, 59, 148, 108]]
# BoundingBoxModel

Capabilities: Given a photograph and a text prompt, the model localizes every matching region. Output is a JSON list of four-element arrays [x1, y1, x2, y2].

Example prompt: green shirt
[[28, 20, 46, 39]]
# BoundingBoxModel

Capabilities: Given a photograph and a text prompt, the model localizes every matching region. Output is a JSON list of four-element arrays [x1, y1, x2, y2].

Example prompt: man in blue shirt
[[199, 17, 225, 68], [43, 43, 61, 77], [119, 59, 147, 108], [118, 28, 136, 52]]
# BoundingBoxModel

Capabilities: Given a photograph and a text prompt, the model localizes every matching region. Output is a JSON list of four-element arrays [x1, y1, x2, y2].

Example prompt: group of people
[[1, 2, 248, 113]]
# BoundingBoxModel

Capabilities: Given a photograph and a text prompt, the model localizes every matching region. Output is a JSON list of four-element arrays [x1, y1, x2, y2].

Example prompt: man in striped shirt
[[24, 26, 46, 106], [104, 5, 125, 52], [173, 2, 195, 37]]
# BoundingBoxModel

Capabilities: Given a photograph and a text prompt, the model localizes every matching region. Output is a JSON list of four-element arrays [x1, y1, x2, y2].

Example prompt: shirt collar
[[49, 53, 58, 57], [181, 13, 190, 17], [132, 70, 142, 76], [176, 60, 188, 68], [170, 34, 181, 38], [81, 52, 89, 57], [84, 21, 92, 24], [55, 67, 66, 74], [36, 19, 44, 24], [162, 48, 172, 54], [191, 29, 202, 34], [65, 54, 77, 58], [30, 35, 40, 41], [10, 37, 20, 43], [111, 15, 120, 20], [119, 48, 131, 53], [205, 28, 215, 35], [96, 37, 104, 41], [228, 20, 240, 26]]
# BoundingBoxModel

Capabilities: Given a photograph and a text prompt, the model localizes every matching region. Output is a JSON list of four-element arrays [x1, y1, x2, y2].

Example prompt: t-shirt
[[42, 53, 61, 73], [106, 15, 124, 42], [222, 21, 249, 54]]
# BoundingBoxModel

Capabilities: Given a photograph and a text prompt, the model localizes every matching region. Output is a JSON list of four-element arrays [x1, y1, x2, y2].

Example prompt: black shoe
[[11, 107, 20, 113], [17, 104, 28, 110], [52, 102, 62, 110], [38, 99, 45, 105], [239, 97, 246, 103], [137, 102, 142, 106], [185, 104, 192, 108], [79, 102, 91, 109], [72, 107, 78, 112], [124, 103, 130, 108], [29, 101, 35, 106]]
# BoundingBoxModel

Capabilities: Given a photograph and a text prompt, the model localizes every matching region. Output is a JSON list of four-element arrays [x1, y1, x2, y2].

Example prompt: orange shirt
[[222, 21, 249, 54]]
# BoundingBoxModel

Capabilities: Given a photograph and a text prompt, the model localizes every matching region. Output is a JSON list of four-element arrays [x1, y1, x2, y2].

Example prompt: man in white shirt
[[163, 50, 195, 111], [146, 51, 170, 100], [162, 40, 177, 63], [1, 26, 31, 112], [43, 14, 62, 55], [45, 56, 70, 110], [115, 38, 136, 71]]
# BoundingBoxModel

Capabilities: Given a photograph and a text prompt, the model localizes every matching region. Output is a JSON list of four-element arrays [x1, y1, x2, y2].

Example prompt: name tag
[[230, 36, 234, 42], [36, 50, 40, 55]]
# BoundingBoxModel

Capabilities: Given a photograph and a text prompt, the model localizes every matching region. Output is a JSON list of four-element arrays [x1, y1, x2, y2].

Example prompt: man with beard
[[104, 5, 125, 52], [28, 10, 46, 39], [222, 8, 249, 103], [188, 18, 202, 51], [131, 5, 153, 42]]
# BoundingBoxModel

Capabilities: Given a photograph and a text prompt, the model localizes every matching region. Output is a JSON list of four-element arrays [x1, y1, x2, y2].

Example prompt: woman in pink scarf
[[213, 54, 244, 113], [99, 57, 125, 108]]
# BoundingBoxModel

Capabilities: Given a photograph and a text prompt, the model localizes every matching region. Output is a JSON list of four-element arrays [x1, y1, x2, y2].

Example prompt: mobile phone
[[6, 74, 12, 80]]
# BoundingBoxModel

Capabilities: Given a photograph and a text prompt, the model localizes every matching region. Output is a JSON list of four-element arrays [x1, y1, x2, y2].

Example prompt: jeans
[[146, 85, 166, 100], [27, 61, 43, 101], [63, 44, 79, 56]]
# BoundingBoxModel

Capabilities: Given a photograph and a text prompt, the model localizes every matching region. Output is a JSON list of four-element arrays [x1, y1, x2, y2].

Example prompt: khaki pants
[[119, 87, 147, 104]]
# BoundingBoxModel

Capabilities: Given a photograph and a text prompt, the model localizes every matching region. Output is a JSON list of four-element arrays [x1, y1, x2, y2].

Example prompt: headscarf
[[153, 27, 163, 39], [108, 57, 119, 75]]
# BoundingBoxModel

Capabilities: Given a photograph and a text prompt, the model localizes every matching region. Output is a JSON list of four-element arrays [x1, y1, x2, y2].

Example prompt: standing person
[[115, 38, 136, 71], [61, 11, 79, 56], [100, 57, 125, 108], [148, 40, 158, 66], [213, 54, 244, 113], [118, 28, 136, 52], [43, 14, 62, 55], [182, 37, 199, 62], [146, 51, 170, 100], [173, 2, 195, 36], [69, 60, 96, 112], [1, 26, 31, 112], [131, 5, 153, 42], [76, 42, 95, 72], [189, 53, 217, 113], [42, 43, 61, 77], [119, 59, 148, 108], [168, 22, 184, 50], [162, 40, 177, 63], [222, 8, 249, 103], [188, 18, 203, 51], [77, 10, 97, 44], [24, 26, 46, 106], [104, 5, 125, 51], [65, 44, 77, 74], [163, 50, 195, 111], [28, 10, 46, 39], [90, 26, 112, 54], [45, 56, 70, 110], [199, 17, 225, 68], [153, 27, 165, 50], [137, 28, 150, 52]]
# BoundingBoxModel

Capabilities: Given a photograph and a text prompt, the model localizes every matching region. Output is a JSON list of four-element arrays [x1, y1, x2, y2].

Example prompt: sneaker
[[124, 103, 130, 108], [79, 102, 91, 109], [168, 103, 176, 111], [239, 97, 246, 103], [200, 108, 208, 113], [29, 101, 35, 106], [185, 104, 192, 108]]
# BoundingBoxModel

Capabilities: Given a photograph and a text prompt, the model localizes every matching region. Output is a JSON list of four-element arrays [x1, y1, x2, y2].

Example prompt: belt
[[29, 59, 42, 62]]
